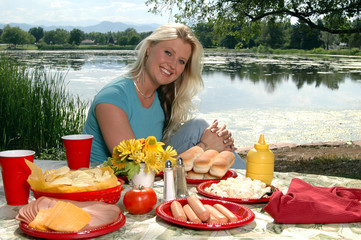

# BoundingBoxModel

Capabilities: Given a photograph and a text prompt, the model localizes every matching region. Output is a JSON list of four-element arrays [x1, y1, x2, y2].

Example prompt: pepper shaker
[[175, 157, 189, 199], [163, 160, 176, 201]]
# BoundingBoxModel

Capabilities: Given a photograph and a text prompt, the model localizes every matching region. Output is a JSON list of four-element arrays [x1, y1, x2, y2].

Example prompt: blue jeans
[[166, 118, 246, 169]]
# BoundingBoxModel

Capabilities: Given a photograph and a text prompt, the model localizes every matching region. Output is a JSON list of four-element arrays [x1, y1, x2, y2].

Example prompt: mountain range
[[0, 21, 160, 33]]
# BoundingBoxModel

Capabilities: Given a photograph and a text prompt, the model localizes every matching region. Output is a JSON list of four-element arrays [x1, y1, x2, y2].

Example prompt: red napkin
[[264, 178, 361, 224]]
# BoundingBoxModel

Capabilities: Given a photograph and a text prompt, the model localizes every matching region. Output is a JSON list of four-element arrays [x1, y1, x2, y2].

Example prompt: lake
[[6, 50, 361, 147]]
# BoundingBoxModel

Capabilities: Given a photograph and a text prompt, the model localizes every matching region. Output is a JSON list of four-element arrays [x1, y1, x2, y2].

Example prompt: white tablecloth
[[1, 160, 361, 239]]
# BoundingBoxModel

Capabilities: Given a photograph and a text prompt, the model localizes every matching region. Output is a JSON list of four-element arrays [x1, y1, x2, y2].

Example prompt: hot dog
[[213, 204, 238, 223], [206, 214, 219, 224], [170, 201, 187, 222], [204, 204, 228, 224], [187, 195, 210, 222], [183, 204, 202, 223]]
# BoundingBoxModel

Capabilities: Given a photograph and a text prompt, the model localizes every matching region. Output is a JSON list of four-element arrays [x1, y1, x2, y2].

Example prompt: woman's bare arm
[[95, 103, 136, 153]]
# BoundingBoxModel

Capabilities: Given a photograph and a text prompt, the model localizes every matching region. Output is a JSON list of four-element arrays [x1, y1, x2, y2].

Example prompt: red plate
[[197, 180, 276, 204], [186, 169, 237, 185], [156, 198, 255, 230], [19, 212, 126, 239]]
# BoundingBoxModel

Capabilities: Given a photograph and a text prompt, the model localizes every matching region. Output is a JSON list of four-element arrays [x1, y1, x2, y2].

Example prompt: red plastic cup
[[0, 150, 35, 205], [62, 134, 93, 170]]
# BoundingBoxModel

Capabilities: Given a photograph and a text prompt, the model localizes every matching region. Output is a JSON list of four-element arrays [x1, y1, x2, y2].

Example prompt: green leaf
[[125, 162, 140, 180]]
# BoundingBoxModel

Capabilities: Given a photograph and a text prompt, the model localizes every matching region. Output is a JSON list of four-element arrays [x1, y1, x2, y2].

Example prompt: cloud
[[0, 0, 170, 25], [50, 1, 71, 9]]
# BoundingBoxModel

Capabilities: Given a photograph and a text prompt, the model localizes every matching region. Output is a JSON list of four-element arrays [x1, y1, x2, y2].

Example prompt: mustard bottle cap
[[254, 134, 269, 150]]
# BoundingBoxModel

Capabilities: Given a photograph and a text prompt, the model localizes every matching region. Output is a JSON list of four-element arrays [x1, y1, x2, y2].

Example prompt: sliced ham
[[16, 196, 121, 231], [81, 202, 120, 228]]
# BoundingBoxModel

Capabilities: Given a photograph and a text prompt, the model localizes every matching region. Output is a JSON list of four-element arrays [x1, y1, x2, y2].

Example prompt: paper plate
[[197, 180, 277, 203], [19, 211, 126, 239], [186, 170, 238, 185], [156, 198, 255, 230]]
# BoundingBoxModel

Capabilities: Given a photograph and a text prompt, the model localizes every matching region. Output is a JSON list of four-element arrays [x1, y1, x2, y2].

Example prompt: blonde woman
[[83, 23, 245, 169]]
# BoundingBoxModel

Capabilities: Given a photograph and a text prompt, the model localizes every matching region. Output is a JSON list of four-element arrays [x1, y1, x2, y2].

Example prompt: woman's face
[[145, 38, 192, 87]]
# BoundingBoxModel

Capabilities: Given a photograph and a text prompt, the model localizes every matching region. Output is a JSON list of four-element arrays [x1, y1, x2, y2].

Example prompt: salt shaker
[[175, 157, 189, 199], [163, 160, 176, 201]]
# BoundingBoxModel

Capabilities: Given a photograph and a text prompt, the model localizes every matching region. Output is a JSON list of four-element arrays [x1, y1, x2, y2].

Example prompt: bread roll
[[186, 170, 204, 179], [193, 149, 218, 173], [209, 151, 235, 177], [204, 172, 219, 180], [179, 146, 204, 171]]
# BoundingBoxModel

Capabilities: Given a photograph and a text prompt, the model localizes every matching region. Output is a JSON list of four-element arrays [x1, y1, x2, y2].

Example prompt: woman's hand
[[198, 120, 236, 152]]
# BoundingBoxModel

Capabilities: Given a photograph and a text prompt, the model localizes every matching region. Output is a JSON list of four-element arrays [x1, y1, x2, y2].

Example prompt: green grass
[[35, 43, 135, 50], [0, 54, 88, 159], [2, 43, 361, 56], [251, 46, 361, 56], [0, 44, 38, 50], [206, 46, 361, 56]]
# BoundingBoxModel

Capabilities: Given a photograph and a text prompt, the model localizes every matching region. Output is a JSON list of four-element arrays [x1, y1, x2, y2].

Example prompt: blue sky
[[1, 0, 172, 25]]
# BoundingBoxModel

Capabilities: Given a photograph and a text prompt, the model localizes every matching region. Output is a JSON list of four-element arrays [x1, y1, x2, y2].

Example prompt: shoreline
[[236, 139, 361, 153], [236, 139, 361, 161]]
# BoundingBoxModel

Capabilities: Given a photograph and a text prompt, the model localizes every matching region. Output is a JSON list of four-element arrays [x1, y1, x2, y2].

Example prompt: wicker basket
[[31, 179, 125, 204]]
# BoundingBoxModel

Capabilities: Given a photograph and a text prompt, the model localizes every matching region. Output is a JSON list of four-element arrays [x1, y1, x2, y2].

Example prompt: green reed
[[0, 54, 88, 159]]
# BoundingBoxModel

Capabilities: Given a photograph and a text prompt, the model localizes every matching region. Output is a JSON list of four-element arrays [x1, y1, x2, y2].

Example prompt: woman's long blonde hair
[[126, 23, 204, 143]]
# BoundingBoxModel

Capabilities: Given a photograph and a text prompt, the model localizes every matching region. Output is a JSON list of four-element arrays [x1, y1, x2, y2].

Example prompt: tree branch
[[244, 9, 361, 34]]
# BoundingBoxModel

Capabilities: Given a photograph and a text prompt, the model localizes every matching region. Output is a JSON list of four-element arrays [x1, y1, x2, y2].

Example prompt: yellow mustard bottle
[[246, 134, 274, 185]]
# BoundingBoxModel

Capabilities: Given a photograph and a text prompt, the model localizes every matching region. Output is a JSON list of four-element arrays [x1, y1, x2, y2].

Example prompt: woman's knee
[[181, 118, 209, 132], [166, 118, 209, 154]]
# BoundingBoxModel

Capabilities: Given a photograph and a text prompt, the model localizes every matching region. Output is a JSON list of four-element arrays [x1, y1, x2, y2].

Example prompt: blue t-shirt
[[83, 76, 165, 163]]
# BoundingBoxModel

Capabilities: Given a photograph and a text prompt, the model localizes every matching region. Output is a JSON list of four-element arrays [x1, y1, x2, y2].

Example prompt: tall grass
[[248, 45, 361, 56], [0, 54, 88, 159]]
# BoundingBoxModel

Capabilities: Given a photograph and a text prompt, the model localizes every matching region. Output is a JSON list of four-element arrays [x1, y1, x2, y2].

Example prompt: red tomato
[[123, 186, 157, 214]]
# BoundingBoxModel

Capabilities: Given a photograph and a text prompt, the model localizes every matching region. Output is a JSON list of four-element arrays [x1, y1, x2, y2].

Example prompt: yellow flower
[[162, 145, 177, 164], [112, 139, 143, 159], [144, 151, 162, 173], [105, 136, 177, 177], [143, 136, 164, 154], [128, 150, 145, 164]]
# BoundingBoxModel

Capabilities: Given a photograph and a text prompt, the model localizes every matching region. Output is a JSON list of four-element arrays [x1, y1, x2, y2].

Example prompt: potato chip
[[26, 161, 119, 193], [48, 176, 72, 185], [44, 167, 70, 182], [72, 179, 92, 187]]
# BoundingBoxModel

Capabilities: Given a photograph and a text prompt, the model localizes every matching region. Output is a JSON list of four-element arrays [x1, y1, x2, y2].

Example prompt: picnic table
[[1, 160, 360, 239]]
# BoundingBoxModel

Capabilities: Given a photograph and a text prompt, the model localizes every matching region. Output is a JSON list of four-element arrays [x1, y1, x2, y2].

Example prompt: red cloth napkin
[[264, 178, 361, 224]]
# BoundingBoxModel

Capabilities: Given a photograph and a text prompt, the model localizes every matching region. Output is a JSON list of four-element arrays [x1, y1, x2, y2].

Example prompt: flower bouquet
[[103, 136, 177, 180]]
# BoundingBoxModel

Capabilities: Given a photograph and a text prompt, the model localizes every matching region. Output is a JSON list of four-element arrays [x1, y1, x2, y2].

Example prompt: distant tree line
[[0, 25, 152, 48], [0, 20, 360, 50]]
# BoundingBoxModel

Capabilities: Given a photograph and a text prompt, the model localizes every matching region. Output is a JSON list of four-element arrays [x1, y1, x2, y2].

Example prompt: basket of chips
[[31, 179, 125, 204], [26, 161, 125, 204]]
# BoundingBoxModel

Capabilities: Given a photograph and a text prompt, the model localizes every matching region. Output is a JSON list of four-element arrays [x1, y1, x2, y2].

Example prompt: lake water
[[6, 50, 361, 147]]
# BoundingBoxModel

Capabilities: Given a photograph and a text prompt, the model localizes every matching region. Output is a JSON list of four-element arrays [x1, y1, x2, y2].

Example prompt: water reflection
[[3, 50, 361, 146], [5, 50, 361, 107], [203, 52, 361, 92], [6, 50, 361, 90], [7, 50, 137, 71]]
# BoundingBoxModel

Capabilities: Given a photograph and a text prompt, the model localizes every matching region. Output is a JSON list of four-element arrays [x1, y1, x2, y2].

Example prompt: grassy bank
[[1, 43, 360, 56], [207, 46, 361, 56], [0, 43, 135, 51], [0, 54, 88, 159]]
